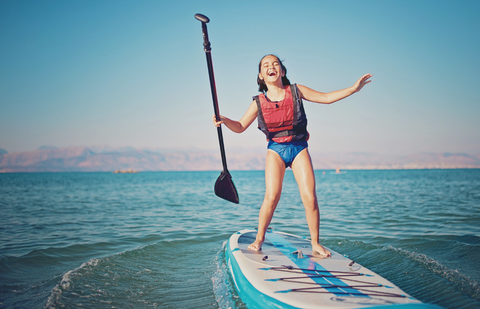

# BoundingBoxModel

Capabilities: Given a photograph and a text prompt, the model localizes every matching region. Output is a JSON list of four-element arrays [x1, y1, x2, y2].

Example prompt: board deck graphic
[[225, 229, 442, 309]]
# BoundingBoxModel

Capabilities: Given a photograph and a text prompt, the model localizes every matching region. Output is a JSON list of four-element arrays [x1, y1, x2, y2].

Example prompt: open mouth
[[268, 71, 277, 77]]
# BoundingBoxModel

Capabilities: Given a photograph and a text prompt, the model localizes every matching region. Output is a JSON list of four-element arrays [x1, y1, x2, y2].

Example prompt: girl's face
[[259, 55, 284, 85]]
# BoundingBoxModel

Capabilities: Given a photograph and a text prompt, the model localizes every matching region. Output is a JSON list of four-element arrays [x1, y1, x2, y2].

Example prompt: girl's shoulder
[[252, 92, 265, 100]]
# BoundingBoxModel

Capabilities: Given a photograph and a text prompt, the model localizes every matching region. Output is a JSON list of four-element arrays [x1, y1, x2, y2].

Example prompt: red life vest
[[254, 84, 308, 143]]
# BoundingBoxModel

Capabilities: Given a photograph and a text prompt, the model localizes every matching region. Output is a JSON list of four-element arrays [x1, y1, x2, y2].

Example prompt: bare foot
[[248, 239, 264, 251], [312, 242, 331, 258]]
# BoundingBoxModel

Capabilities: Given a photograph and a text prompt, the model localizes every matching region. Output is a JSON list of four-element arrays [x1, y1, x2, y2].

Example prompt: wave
[[383, 245, 480, 303], [45, 258, 101, 308], [43, 238, 226, 309], [331, 238, 480, 308]]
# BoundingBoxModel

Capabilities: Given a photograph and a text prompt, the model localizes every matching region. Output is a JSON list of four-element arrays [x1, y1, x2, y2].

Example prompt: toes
[[248, 243, 262, 251]]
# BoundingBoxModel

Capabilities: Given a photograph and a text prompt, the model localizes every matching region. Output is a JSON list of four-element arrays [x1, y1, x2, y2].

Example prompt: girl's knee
[[263, 191, 281, 207], [301, 193, 318, 210]]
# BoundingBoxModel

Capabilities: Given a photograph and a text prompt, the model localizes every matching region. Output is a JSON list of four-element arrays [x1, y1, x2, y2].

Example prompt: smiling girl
[[213, 54, 372, 257]]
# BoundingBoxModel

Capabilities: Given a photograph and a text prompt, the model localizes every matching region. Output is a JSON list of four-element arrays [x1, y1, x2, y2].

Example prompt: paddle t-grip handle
[[195, 14, 211, 52], [194, 13, 210, 23]]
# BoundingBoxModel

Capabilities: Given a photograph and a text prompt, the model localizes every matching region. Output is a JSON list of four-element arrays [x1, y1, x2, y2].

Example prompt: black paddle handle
[[195, 14, 211, 52], [195, 14, 228, 173]]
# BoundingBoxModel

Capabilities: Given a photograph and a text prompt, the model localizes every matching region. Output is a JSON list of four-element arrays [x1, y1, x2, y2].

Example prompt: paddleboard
[[225, 229, 442, 309]]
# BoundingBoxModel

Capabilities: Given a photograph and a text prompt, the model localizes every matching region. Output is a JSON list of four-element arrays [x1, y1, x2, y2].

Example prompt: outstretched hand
[[354, 73, 373, 93]]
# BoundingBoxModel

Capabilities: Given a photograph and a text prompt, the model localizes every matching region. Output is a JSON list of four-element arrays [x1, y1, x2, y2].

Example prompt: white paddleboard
[[226, 229, 442, 309]]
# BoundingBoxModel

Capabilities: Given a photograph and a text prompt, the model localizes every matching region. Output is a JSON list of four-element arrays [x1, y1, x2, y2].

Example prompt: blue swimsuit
[[268, 140, 308, 168]]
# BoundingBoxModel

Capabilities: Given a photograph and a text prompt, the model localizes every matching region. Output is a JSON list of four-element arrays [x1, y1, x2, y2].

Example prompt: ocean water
[[0, 169, 479, 309]]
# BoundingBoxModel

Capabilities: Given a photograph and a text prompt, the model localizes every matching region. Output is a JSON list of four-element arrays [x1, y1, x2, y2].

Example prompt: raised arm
[[212, 100, 258, 133], [297, 73, 372, 104]]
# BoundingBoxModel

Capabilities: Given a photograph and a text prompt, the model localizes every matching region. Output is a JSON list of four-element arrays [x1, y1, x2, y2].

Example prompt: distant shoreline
[[1, 146, 479, 173], [0, 167, 480, 175]]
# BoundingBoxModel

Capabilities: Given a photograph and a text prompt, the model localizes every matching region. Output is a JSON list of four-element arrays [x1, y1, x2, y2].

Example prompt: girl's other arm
[[213, 100, 258, 133], [298, 73, 372, 104]]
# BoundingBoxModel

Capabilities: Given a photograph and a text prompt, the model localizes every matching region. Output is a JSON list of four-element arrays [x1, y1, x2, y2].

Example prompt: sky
[[1, 0, 479, 156]]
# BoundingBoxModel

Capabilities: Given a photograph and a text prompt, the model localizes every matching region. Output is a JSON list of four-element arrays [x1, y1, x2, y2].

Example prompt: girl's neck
[[266, 84, 285, 101]]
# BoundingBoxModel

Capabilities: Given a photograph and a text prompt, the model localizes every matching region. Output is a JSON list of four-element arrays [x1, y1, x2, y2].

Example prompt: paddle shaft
[[195, 14, 239, 204], [196, 16, 229, 172]]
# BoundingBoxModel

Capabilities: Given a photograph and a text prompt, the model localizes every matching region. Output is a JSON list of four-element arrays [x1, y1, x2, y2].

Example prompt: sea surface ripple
[[0, 169, 479, 308]]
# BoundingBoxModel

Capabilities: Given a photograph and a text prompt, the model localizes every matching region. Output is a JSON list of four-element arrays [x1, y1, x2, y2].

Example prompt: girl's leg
[[248, 150, 286, 251], [291, 149, 331, 257]]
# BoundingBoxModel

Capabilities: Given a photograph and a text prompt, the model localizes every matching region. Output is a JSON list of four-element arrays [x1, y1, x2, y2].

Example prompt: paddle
[[195, 13, 239, 204]]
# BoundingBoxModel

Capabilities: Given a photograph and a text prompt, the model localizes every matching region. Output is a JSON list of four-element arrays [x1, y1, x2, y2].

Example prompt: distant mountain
[[309, 152, 480, 170], [0, 147, 479, 173], [0, 148, 7, 156]]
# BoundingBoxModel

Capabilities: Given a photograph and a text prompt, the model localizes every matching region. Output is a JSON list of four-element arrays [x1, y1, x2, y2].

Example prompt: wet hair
[[257, 54, 291, 93]]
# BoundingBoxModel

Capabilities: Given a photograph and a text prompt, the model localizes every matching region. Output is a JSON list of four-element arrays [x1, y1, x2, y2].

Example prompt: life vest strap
[[290, 84, 298, 126], [268, 129, 301, 139]]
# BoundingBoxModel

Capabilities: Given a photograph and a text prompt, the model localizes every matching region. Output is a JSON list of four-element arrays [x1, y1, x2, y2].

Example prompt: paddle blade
[[214, 170, 239, 204]]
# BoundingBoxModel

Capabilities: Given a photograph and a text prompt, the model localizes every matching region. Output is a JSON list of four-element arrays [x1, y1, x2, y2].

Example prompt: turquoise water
[[0, 170, 479, 308]]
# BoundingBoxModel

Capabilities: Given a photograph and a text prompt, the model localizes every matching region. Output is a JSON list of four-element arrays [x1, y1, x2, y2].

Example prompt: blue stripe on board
[[265, 231, 369, 297]]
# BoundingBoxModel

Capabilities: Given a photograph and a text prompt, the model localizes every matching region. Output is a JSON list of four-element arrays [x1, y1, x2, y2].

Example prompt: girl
[[213, 54, 372, 257]]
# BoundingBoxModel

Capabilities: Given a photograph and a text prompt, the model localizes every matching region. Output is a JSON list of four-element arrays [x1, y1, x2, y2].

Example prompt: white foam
[[211, 240, 238, 309], [383, 245, 480, 300], [44, 258, 100, 308]]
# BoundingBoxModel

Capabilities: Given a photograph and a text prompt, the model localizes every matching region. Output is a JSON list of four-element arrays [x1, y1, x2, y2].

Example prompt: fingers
[[360, 73, 372, 86], [362, 73, 373, 83], [353, 74, 372, 93], [212, 115, 223, 127]]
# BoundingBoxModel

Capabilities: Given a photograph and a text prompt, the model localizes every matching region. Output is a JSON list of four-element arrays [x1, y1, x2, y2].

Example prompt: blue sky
[[1, 0, 479, 155]]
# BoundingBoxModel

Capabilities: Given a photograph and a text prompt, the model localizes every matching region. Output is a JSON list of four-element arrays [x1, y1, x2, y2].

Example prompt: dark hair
[[257, 54, 291, 93]]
